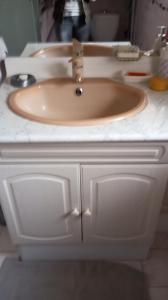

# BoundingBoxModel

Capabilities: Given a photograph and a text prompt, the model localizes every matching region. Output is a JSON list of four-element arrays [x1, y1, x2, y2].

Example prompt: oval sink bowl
[[8, 78, 148, 126], [31, 44, 112, 57]]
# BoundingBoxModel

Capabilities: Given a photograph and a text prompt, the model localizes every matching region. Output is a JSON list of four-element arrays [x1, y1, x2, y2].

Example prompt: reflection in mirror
[[40, 0, 132, 42], [0, 0, 168, 55], [132, 0, 168, 50]]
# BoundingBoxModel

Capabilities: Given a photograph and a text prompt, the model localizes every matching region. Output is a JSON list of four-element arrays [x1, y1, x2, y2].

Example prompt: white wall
[[133, 0, 168, 50]]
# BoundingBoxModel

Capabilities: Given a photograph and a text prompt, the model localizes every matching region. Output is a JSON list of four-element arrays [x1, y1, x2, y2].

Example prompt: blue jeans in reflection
[[55, 15, 90, 42]]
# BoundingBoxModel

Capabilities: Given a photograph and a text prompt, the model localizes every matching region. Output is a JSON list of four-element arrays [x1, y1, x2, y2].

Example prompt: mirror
[[39, 0, 133, 43], [0, 0, 168, 56]]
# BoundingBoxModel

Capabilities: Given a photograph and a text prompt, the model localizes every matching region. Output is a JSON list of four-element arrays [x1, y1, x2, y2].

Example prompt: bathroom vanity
[[0, 46, 168, 260], [0, 141, 168, 260]]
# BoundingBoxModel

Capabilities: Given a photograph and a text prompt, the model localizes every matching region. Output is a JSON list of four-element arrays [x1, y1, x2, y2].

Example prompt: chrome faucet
[[0, 37, 7, 85], [70, 39, 84, 83]]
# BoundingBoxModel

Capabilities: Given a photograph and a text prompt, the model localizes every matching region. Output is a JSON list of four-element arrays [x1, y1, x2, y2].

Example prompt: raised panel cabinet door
[[0, 164, 81, 244], [81, 165, 168, 244]]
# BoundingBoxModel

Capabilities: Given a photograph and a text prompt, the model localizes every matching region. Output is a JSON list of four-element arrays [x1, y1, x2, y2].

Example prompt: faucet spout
[[75, 74, 83, 83], [70, 39, 84, 83]]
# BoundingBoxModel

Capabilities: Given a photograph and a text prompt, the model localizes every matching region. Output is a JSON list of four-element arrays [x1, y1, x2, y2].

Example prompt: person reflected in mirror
[[53, 0, 94, 42]]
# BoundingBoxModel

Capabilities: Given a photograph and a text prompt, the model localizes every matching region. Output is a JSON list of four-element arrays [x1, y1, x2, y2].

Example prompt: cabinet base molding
[[19, 245, 149, 261]]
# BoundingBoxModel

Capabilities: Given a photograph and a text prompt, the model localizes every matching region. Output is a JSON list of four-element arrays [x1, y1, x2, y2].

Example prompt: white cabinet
[[0, 164, 81, 244], [81, 165, 168, 245], [0, 163, 167, 246], [0, 142, 167, 259]]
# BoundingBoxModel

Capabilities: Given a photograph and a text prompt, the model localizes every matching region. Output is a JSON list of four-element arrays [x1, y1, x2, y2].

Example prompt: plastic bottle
[[158, 43, 168, 78], [149, 43, 168, 91]]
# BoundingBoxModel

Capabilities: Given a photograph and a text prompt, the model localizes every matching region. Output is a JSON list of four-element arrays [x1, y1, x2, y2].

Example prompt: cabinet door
[[0, 164, 81, 244], [82, 165, 168, 244]]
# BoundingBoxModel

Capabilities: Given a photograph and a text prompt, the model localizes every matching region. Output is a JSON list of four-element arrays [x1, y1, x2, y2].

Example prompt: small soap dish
[[116, 45, 141, 61], [10, 73, 36, 88], [121, 71, 152, 83]]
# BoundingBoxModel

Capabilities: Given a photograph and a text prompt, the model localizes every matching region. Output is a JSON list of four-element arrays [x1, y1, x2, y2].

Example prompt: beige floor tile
[[0, 227, 16, 252], [142, 250, 168, 287], [0, 253, 18, 268], [149, 288, 168, 300]]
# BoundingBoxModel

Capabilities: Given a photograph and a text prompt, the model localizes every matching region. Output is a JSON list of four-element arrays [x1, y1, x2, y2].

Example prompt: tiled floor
[[144, 233, 168, 299], [0, 253, 18, 268], [142, 250, 168, 300], [1, 226, 168, 300]]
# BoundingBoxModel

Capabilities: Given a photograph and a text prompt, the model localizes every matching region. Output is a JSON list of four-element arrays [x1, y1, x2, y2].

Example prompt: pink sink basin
[[8, 78, 148, 126]]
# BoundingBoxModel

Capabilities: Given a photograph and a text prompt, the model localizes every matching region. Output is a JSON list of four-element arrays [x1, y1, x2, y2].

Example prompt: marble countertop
[[0, 45, 167, 144]]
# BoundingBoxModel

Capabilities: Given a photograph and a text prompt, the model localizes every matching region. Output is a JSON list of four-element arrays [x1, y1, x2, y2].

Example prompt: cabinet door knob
[[83, 209, 92, 216], [71, 208, 80, 216]]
